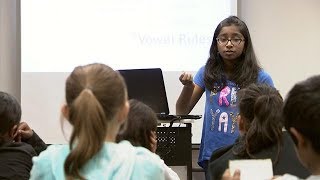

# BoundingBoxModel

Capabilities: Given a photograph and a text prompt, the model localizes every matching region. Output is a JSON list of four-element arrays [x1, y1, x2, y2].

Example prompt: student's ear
[[61, 104, 69, 119], [118, 100, 129, 124], [290, 127, 306, 148], [9, 124, 18, 139], [150, 131, 157, 153]]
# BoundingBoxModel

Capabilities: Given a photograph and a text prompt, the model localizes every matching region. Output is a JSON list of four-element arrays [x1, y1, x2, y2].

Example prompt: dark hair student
[[0, 91, 46, 179], [208, 84, 310, 180], [117, 99, 180, 180]]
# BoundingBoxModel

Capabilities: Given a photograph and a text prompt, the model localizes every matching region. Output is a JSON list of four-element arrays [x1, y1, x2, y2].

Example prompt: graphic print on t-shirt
[[230, 87, 238, 106], [230, 112, 239, 133], [210, 109, 220, 130], [218, 112, 229, 133], [219, 86, 231, 106], [210, 83, 239, 133]]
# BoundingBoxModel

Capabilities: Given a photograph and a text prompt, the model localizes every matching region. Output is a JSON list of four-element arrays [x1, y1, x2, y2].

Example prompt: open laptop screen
[[118, 68, 170, 115]]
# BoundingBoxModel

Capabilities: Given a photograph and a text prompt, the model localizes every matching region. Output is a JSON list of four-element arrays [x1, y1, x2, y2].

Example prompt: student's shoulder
[[194, 65, 206, 87], [117, 140, 162, 164], [0, 141, 37, 157], [136, 152, 165, 179], [134, 146, 163, 165], [258, 69, 272, 78], [117, 141, 165, 179], [0, 142, 35, 178], [196, 65, 205, 74], [135, 146, 164, 177], [32, 144, 69, 168], [257, 69, 274, 86], [30, 144, 69, 180], [37, 144, 69, 156]]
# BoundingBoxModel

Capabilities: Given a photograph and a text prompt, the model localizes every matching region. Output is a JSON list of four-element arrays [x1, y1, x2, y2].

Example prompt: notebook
[[229, 159, 273, 180], [118, 68, 202, 121]]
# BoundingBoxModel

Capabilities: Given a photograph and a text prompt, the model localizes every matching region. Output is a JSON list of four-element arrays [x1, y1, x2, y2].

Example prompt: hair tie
[[83, 88, 93, 95]]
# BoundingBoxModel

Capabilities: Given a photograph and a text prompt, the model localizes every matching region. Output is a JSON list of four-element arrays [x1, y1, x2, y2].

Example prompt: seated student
[[0, 91, 47, 180], [208, 84, 310, 180], [30, 63, 165, 180], [117, 99, 180, 180], [275, 75, 320, 180]]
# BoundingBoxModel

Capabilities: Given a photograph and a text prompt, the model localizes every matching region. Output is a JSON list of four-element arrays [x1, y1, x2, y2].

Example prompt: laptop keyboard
[[157, 114, 202, 120]]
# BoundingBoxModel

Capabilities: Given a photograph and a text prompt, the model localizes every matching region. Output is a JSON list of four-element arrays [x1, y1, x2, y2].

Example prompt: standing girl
[[176, 16, 274, 175]]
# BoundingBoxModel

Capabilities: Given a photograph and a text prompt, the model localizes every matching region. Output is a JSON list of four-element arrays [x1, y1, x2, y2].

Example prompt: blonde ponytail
[[63, 63, 127, 179], [64, 89, 107, 179]]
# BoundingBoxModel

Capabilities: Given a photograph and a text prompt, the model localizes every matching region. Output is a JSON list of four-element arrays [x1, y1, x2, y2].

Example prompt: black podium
[[156, 121, 193, 180]]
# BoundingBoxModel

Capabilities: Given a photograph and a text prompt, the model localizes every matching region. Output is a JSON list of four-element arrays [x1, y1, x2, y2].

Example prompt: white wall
[[238, 0, 320, 98], [21, 71, 206, 144], [0, 0, 20, 100]]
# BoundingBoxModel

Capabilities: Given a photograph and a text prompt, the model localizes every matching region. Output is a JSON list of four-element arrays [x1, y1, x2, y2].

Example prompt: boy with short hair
[[0, 91, 46, 179], [279, 75, 320, 180]]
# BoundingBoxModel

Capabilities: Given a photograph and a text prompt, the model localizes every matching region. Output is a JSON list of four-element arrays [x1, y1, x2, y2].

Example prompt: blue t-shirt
[[194, 66, 274, 168]]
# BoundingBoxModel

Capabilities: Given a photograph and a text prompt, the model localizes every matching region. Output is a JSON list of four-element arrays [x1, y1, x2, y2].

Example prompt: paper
[[229, 159, 273, 180]]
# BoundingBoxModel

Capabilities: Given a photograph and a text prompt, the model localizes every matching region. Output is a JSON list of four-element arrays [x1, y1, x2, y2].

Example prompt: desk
[[156, 120, 194, 180]]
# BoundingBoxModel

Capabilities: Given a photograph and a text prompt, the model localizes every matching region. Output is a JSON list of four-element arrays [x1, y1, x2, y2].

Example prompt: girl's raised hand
[[179, 72, 193, 87]]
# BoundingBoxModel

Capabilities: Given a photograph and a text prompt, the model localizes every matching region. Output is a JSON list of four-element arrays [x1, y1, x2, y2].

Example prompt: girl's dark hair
[[283, 75, 320, 154], [117, 99, 158, 151], [0, 92, 21, 143], [234, 84, 283, 161], [204, 16, 260, 90], [64, 63, 127, 179]]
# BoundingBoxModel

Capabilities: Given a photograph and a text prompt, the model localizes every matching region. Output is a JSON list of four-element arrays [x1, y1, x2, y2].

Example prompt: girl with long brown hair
[[30, 63, 165, 180]]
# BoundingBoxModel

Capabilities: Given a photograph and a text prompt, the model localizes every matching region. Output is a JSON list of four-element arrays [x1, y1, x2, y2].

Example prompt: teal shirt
[[30, 141, 165, 180]]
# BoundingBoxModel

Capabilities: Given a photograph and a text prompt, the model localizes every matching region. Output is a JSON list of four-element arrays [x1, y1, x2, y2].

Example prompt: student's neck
[[311, 158, 320, 175], [105, 130, 118, 142], [105, 135, 116, 142], [308, 154, 320, 175], [223, 60, 235, 77], [0, 135, 13, 144], [312, 168, 320, 176], [104, 123, 120, 142]]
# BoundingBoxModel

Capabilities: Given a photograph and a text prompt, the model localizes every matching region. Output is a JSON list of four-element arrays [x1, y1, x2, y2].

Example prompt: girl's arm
[[176, 72, 204, 115]]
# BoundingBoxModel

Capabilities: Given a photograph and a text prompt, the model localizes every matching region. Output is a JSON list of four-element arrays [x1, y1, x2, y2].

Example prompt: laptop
[[118, 68, 202, 121]]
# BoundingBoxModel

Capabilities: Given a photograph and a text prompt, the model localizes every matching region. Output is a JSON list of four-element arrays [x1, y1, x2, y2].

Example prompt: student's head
[[0, 92, 21, 143], [62, 63, 129, 179], [204, 16, 260, 90], [235, 84, 283, 157], [283, 75, 320, 170], [117, 99, 158, 152], [211, 16, 253, 62]]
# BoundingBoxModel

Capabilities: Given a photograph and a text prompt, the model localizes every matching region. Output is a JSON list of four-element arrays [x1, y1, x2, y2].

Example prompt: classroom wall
[[2, 0, 320, 145], [0, 0, 20, 100], [238, 0, 320, 98]]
